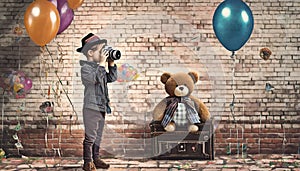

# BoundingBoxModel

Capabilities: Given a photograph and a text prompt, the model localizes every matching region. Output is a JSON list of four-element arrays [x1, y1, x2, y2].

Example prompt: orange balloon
[[67, 0, 84, 10], [24, 0, 60, 46]]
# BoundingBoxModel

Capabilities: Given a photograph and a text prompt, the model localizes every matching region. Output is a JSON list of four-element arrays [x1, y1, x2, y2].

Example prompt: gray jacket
[[80, 60, 117, 113]]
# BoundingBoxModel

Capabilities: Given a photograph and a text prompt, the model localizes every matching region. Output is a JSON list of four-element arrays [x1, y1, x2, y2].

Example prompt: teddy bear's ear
[[161, 72, 171, 84], [188, 71, 199, 83]]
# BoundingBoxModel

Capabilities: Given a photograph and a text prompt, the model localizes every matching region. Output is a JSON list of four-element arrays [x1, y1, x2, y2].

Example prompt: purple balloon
[[49, 0, 57, 7], [57, 0, 74, 34], [20, 76, 25, 84], [24, 78, 32, 91]]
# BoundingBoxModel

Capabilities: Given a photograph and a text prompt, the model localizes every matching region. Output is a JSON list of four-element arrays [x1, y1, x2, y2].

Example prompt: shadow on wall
[[0, 1, 40, 67], [0, 39, 41, 69]]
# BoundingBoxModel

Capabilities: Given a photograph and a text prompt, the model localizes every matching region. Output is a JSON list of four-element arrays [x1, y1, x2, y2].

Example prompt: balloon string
[[230, 51, 235, 58], [282, 40, 287, 155], [56, 42, 64, 63], [1, 95, 4, 147], [55, 71, 77, 135], [44, 44, 78, 122], [258, 50, 262, 153], [69, 19, 76, 136], [71, 19, 75, 114], [58, 111, 62, 155], [55, 71, 78, 121], [40, 47, 45, 97], [18, 42, 21, 70], [230, 52, 237, 123], [120, 1, 127, 156], [45, 45, 54, 66], [44, 45, 53, 99], [45, 114, 48, 148]]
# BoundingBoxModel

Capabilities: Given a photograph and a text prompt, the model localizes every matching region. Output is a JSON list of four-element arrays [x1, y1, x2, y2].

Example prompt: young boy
[[77, 33, 117, 171]]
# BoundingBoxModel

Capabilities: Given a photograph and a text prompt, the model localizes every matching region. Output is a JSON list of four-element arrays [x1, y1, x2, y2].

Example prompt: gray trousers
[[83, 108, 105, 162]]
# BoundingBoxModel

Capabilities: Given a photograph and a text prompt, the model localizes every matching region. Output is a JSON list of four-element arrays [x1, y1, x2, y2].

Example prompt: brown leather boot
[[93, 157, 110, 169], [82, 162, 97, 171]]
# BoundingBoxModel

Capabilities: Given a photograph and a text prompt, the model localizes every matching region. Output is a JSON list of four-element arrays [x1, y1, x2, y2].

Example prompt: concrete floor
[[0, 154, 299, 171]]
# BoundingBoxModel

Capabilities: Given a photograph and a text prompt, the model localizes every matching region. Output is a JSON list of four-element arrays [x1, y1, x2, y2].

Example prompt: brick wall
[[0, 0, 299, 158]]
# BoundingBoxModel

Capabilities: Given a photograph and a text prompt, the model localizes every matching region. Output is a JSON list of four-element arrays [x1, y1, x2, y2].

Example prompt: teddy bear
[[153, 72, 210, 133]]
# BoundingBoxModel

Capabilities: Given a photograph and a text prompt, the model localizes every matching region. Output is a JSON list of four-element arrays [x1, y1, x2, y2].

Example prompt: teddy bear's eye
[[176, 85, 178, 87]]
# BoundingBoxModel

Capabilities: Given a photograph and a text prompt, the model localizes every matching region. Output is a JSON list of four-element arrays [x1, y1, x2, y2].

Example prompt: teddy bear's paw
[[188, 125, 199, 132], [165, 124, 175, 132]]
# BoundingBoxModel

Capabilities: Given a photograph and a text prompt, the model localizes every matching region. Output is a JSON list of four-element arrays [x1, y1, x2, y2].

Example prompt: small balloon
[[213, 0, 254, 52], [57, 0, 74, 34], [0, 148, 5, 157], [133, 74, 139, 80], [20, 77, 25, 84], [67, 0, 84, 10], [14, 123, 21, 131], [8, 74, 15, 86], [13, 24, 23, 36], [13, 83, 24, 93], [24, 78, 33, 91], [265, 83, 275, 92], [260, 48, 272, 60], [14, 75, 21, 83], [117, 63, 139, 82]]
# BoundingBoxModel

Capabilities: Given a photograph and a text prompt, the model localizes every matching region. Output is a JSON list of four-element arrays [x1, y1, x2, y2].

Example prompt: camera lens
[[109, 50, 121, 60], [104, 46, 121, 61], [112, 50, 121, 60]]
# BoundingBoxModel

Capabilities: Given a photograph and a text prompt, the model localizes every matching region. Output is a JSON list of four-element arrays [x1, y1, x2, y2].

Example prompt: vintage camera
[[103, 45, 121, 61], [39, 101, 54, 113]]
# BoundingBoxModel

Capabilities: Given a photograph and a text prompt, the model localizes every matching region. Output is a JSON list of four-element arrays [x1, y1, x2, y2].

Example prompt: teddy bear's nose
[[179, 87, 184, 91]]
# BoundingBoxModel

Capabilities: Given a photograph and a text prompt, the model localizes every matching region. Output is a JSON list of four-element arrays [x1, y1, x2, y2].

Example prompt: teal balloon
[[213, 0, 254, 52]]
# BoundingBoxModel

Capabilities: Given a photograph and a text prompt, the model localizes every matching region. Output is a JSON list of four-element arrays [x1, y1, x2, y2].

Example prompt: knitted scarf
[[161, 96, 201, 128]]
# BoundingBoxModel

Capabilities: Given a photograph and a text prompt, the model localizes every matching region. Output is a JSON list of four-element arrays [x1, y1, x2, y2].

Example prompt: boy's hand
[[107, 58, 115, 67], [99, 49, 109, 66]]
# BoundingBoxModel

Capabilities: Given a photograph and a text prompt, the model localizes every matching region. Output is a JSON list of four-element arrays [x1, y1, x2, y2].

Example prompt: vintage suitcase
[[149, 120, 214, 160]]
